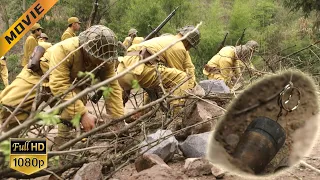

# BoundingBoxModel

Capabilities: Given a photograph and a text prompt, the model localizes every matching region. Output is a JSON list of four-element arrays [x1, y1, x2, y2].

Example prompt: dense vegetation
[[1, 0, 320, 83]]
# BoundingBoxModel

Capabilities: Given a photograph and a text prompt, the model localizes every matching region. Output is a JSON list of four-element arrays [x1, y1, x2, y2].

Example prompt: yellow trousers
[[0, 78, 51, 132], [117, 62, 189, 108]]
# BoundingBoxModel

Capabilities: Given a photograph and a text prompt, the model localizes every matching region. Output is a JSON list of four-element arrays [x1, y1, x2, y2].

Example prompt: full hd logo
[[10, 138, 47, 175]]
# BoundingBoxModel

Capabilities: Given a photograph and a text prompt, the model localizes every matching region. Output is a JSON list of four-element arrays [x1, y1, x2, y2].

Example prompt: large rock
[[74, 162, 103, 180], [198, 80, 230, 94], [183, 99, 224, 137], [135, 154, 170, 172], [183, 158, 213, 177], [179, 132, 211, 158], [129, 165, 187, 180], [140, 129, 179, 162]]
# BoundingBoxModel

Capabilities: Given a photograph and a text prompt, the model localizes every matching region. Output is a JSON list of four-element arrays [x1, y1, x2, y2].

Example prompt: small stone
[[74, 162, 103, 180], [135, 154, 171, 172], [183, 158, 213, 177], [211, 165, 225, 179], [129, 165, 187, 180]]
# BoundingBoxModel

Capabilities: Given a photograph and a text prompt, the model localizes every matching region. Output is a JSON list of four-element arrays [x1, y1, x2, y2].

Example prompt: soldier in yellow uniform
[[38, 33, 52, 50], [122, 28, 144, 49], [0, 25, 124, 141], [50, 25, 124, 144], [21, 23, 43, 67], [0, 56, 9, 87], [61, 17, 81, 41], [118, 25, 200, 107], [203, 40, 259, 88]]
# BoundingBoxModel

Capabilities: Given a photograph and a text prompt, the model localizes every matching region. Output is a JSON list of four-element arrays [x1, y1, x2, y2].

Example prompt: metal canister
[[232, 117, 286, 174]]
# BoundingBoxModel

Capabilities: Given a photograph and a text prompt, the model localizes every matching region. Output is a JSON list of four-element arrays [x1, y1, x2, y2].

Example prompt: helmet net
[[79, 25, 118, 63]]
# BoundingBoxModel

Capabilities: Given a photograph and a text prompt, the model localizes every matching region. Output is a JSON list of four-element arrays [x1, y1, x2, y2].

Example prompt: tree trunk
[[87, 0, 99, 29], [0, 1, 10, 31]]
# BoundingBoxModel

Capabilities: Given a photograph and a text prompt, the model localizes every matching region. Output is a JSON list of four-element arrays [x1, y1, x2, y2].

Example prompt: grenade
[[232, 117, 286, 174]]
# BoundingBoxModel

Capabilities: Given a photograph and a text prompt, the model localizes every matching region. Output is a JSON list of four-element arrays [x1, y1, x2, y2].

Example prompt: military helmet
[[177, 25, 200, 48], [128, 28, 138, 36], [40, 33, 49, 39], [235, 45, 251, 61], [79, 25, 118, 62], [245, 40, 259, 51]]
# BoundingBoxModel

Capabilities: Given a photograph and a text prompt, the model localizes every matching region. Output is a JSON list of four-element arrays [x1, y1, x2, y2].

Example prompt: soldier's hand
[[80, 112, 96, 132]]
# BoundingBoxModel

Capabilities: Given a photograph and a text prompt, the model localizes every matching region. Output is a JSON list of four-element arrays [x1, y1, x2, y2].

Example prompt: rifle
[[148, 24, 161, 37], [144, 6, 179, 41], [90, 90, 104, 104], [235, 28, 246, 46], [216, 32, 229, 53]]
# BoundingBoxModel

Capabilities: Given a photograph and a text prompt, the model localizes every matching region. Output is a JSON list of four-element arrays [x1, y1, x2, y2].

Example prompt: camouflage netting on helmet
[[245, 40, 259, 51], [235, 45, 251, 62], [128, 28, 138, 36], [79, 25, 118, 63], [177, 25, 201, 48]]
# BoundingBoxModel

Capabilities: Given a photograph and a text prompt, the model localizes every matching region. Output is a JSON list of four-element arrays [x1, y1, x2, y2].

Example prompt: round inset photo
[[207, 70, 320, 178]]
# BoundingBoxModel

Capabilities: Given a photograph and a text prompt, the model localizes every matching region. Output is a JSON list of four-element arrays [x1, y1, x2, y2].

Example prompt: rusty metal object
[[27, 46, 45, 72], [232, 117, 286, 174]]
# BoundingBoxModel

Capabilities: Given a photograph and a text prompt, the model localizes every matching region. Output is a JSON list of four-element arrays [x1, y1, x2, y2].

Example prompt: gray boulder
[[140, 129, 179, 162], [199, 80, 230, 94], [179, 132, 211, 158]]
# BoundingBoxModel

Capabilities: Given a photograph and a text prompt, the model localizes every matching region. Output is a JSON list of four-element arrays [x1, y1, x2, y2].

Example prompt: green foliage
[[0, 140, 10, 162], [131, 79, 140, 90], [71, 113, 81, 127], [36, 109, 61, 125], [283, 0, 320, 16], [49, 156, 60, 166], [77, 71, 97, 84], [100, 86, 113, 98]]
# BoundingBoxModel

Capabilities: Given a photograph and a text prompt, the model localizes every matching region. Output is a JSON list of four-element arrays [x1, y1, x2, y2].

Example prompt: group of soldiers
[[0, 16, 259, 148]]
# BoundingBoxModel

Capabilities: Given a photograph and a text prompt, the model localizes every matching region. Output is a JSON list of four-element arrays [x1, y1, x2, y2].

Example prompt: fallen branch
[[300, 161, 320, 174], [55, 76, 190, 152], [91, 105, 159, 140], [48, 145, 113, 155], [274, 40, 320, 64]]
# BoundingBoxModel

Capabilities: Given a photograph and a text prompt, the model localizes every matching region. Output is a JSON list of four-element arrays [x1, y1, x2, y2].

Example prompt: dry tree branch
[[48, 145, 112, 155], [56, 76, 190, 152], [91, 105, 159, 140], [274, 40, 320, 64], [0, 21, 202, 142], [300, 161, 320, 174], [42, 169, 63, 180]]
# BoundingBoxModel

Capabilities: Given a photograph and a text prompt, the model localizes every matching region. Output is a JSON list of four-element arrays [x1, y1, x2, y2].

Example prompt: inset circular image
[[207, 70, 319, 178]]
